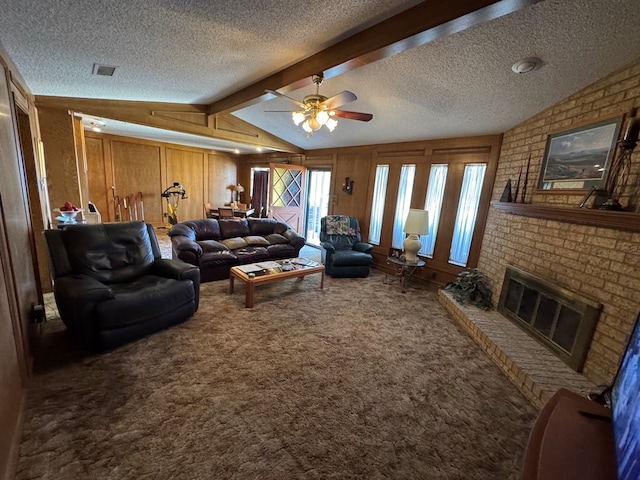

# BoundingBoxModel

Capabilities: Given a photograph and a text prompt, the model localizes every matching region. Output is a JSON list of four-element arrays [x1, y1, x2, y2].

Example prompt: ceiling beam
[[207, 0, 541, 115], [35, 96, 304, 153]]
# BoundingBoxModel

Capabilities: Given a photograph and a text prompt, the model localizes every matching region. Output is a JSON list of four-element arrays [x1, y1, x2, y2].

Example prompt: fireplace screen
[[498, 266, 601, 372]]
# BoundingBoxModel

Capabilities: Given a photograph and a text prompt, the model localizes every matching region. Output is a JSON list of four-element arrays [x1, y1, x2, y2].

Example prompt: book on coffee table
[[292, 258, 319, 267]]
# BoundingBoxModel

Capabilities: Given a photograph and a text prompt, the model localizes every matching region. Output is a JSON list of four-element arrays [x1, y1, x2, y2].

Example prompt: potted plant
[[444, 268, 493, 310]]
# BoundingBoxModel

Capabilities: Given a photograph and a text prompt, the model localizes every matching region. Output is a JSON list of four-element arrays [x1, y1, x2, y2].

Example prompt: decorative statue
[[161, 182, 187, 228]]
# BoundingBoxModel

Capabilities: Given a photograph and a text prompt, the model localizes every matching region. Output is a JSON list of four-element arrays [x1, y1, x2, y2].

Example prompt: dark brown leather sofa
[[168, 218, 306, 282]]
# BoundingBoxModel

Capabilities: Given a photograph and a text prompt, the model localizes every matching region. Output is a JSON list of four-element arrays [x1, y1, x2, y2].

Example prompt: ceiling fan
[[265, 74, 373, 138]]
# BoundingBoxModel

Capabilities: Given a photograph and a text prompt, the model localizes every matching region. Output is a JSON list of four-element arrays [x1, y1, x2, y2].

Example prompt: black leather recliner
[[44, 221, 200, 351], [320, 215, 373, 278]]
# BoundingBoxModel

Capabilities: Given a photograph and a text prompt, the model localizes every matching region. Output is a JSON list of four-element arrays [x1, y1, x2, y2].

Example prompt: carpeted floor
[[18, 235, 537, 479]]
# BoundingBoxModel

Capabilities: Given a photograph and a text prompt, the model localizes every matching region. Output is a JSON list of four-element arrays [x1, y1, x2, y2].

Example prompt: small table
[[229, 259, 325, 308], [210, 208, 256, 219], [384, 256, 425, 293]]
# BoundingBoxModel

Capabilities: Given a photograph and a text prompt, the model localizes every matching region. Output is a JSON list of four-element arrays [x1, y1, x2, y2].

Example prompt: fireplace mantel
[[491, 201, 640, 232]]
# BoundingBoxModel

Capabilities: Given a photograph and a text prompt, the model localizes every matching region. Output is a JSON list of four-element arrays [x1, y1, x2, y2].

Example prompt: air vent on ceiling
[[92, 63, 118, 76]]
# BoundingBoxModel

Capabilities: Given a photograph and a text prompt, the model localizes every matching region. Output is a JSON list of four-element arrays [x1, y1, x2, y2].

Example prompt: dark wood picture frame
[[537, 116, 622, 192], [388, 247, 402, 259]]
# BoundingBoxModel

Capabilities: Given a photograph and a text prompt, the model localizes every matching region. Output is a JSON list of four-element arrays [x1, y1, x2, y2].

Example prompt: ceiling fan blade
[[332, 110, 373, 122], [265, 89, 304, 108], [321, 91, 357, 110]]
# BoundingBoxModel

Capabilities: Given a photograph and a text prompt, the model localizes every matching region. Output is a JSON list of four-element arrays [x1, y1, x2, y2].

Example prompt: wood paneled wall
[[208, 152, 238, 207], [0, 48, 42, 480], [39, 108, 82, 214], [165, 148, 205, 222], [83, 132, 237, 226], [239, 135, 501, 285]]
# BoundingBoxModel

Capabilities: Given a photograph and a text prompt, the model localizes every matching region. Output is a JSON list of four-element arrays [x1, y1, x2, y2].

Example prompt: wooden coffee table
[[229, 259, 325, 308]]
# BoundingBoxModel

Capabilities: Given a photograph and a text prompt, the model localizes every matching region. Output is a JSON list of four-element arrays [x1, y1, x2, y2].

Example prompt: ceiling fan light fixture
[[267, 74, 371, 139], [308, 116, 322, 131], [316, 109, 329, 125], [292, 111, 305, 125]]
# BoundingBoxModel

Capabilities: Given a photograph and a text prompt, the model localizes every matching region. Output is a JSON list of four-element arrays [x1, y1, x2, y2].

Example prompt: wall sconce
[[342, 177, 354, 195]]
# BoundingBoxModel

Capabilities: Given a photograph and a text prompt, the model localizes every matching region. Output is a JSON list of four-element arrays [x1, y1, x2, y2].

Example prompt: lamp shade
[[403, 209, 429, 235], [236, 184, 245, 193]]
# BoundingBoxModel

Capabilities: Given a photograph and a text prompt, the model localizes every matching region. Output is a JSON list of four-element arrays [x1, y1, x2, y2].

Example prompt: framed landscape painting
[[538, 116, 622, 191]]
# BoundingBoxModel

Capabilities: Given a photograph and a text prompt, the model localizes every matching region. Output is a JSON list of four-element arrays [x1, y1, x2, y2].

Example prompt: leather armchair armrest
[[151, 259, 201, 310], [172, 236, 203, 257], [320, 241, 335, 252], [53, 275, 115, 348], [353, 242, 374, 254], [282, 229, 306, 250], [55, 274, 114, 304]]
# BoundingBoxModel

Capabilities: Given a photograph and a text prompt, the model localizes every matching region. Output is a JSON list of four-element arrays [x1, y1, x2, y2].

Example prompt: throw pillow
[[197, 240, 229, 253], [243, 235, 270, 246], [220, 237, 248, 250], [265, 233, 289, 245]]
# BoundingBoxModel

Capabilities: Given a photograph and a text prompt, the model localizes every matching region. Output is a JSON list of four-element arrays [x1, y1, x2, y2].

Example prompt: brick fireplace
[[476, 59, 640, 386], [498, 266, 601, 372], [439, 289, 596, 408]]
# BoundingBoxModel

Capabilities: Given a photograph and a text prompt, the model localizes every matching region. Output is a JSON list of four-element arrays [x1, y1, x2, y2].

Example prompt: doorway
[[305, 169, 331, 246]]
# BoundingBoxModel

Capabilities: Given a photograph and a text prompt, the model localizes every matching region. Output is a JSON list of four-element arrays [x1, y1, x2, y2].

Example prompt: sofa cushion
[[329, 250, 373, 267], [178, 219, 220, 241], [63, 221, 154, 284], [95, 275, 194, 330], [235, 246, 269, 264], [243, 235, 270, 246], [198, 240, 229, 253], [248, 218, 279, 235], [219, 219, 250, 239], [199, 250, 238, 268], [265, 233, 289, 245], [266, 244, 296, 258], [220, 237, 248, 250]]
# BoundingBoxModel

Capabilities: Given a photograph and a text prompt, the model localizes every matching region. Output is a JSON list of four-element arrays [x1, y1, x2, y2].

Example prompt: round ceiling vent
[[511, 57, 543, 74]]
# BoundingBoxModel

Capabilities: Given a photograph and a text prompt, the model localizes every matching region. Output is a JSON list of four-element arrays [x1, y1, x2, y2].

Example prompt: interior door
[[269, 163, 307, 233]]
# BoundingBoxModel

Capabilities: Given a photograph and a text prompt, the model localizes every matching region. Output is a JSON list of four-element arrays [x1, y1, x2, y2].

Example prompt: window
[[449, 163, 487, 267], [306, 170, 331, 246], [420, 164, 448, 258], [392, 164, 416, 249], [368, 165, 389, 245]]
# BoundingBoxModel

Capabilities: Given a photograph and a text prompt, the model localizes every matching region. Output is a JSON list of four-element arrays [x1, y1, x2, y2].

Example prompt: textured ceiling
[[1, 0, 640, 152]]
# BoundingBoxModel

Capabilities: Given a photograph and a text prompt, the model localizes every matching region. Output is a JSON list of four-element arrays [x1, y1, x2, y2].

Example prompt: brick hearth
[[439, 290, 596, 409]]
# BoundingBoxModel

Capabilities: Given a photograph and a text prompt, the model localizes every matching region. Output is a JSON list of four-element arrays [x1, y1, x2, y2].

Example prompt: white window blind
[[368, 165, 389, 245], [306, 170, 331, 246], [420, 164, 448, 258], [449, 163, 487, 267], [392, 164, 416, 249]]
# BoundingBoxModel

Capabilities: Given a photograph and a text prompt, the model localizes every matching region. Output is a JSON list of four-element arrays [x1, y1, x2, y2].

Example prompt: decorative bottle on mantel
[[500, 179, 513, 202]]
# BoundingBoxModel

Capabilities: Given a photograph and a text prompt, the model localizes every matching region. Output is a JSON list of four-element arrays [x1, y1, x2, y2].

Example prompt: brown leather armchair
[[44, 221, 200, 351]]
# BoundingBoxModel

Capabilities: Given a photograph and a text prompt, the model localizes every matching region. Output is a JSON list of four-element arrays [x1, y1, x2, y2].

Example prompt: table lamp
[[235, 184, 245, 202], [403, 209, 429, 264]]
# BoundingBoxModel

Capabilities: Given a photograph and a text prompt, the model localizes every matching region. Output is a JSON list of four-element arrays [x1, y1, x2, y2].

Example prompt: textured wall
[[479, 58, 640, 385]]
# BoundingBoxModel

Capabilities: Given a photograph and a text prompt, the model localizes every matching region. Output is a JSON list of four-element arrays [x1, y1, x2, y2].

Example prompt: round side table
[[385, 256, 426, 293]]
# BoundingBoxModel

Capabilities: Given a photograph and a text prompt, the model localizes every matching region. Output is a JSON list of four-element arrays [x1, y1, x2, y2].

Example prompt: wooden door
[[0, 67, 31, 480], [269, 163, 307, 233]]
